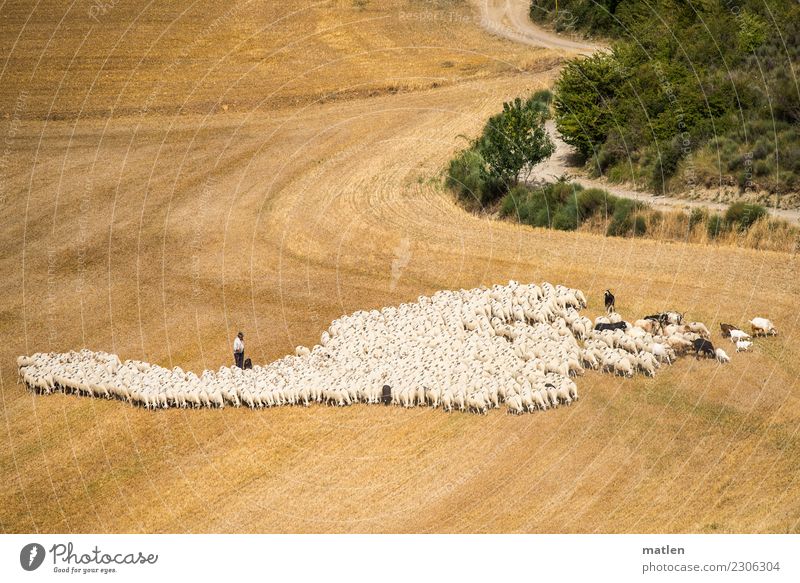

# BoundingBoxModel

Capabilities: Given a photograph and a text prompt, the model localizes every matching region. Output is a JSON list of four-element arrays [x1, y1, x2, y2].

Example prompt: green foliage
[[445, 91, 555, 207], [530, 89, 553, 105], [478, 96, 554, 186], [501, 182, 771, 242], [707, 214, 727, 239], [725, 202, 767, 231], [539, 0, 800, 197], [577, 187, 613, 218], [553, 53, 625, 158], [651, 138, 685, 194], [552, 201, 580, 231], [737, 11, 767, 54], [633, 215, 647, 236], [530, 0, 621, 35], [689, 207, 708, 230], [606, 197, 644, 236], [445, 147, 502, 207], [772, 75, 800, 124], [446, 147, 484, 206], [500, 180, 647, 238]]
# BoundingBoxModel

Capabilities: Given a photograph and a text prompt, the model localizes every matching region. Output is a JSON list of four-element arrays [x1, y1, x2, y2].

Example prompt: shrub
[[577, 187, 611, 219], [725, 202, 768, 231], [500, 184, 532, 218], [530, 89, 553, 105], [633, 215, 647, 236], [532, 205, 553, 228], [552, 201, 580, 230], [445, 147, 505, 207], [606, 198, 635, 236], [651, 139, 684, 193], [445, 88, 556, 206], [754, 159, 771, 177], [773, 76, 800, 123], [689, 207, 707, 231], [752, 139, 771, 160], [544, 0, 800, 195], [445, 147, 486, 206], [707, 214, 726, 238], [478, 96, 554, 187], [737, 11, 767, 54], [553, 52, 626, 158], [596, 131, 629, 174]]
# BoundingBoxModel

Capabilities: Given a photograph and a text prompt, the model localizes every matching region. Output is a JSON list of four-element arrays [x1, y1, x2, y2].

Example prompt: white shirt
[[233, 337, 244, 353]]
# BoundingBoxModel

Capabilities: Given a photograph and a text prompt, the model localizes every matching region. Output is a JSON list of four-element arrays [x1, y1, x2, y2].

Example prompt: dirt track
[[1, 0, 799, 533], [475, 0, 598, 53]]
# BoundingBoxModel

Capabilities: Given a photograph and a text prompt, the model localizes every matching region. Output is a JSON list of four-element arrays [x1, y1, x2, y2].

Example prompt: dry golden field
[[1, 0, 799, 533]]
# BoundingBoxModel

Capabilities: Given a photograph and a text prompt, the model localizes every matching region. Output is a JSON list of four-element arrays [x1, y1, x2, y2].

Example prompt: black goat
[[604, 289, 615, 313], [595, 321, 628, 332], [693, 338, 715, 359]]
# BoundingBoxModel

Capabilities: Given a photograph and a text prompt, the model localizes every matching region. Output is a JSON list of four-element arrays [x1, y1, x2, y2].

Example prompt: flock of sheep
[[17, 281, 778, 416]]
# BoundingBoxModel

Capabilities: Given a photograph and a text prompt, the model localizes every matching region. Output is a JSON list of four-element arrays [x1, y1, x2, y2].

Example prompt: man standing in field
[[233, 332, 245, 369]]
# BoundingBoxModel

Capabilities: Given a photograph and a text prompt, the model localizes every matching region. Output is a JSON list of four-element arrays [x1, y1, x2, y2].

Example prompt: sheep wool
[[18, 281, 710, 415]]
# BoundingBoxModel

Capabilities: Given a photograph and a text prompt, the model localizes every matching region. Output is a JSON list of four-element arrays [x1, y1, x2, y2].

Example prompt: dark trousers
[[234, 352, 244, 369]]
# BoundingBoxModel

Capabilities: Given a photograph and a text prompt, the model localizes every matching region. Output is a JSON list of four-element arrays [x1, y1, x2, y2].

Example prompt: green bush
[[553, 52, 626, 159], [773, 76, 800, 123], [754, 160, 771, 177], [689, 207, 708, 230], [446, 147, 486, 206], [446, 89, 556, 206], [478, 96, 554, 187], [445, 146, 505, 207], [725, 202, 767, 230], [752, 139, 771, 160], [530, 89, 553, 105], [607, 199, 633, 236], [737, 11, 767, 54], [707, 214, 727, 238], [498, 180, 654, 238], [605, 197, 649, 237], [500, 184, 532, 218], [576, 187, 611, 219], [651, 138, 684, 193], [541, 0, 800, 195], [633, 215, 647, 236], [552, 202, 580, 231]]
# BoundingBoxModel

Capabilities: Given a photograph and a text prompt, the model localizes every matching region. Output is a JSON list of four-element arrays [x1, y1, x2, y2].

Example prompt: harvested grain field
[[1, 0, 799, 533]]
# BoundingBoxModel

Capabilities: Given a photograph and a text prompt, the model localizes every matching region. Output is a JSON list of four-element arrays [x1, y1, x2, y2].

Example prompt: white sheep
[[714, 348, 730, 363], [686, 322, 711, 338], [729, 329, 751, 343], [17, 281, 704, 418], [749, 317, 777, 337]]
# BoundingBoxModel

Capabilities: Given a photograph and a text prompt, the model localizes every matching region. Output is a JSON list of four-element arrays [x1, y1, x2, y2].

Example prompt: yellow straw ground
[[1, 0, 798, 533]]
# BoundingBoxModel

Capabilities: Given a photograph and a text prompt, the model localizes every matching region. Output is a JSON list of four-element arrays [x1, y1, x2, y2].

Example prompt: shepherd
[[233, 331, 245, 369], [604, 289, 615, 314]]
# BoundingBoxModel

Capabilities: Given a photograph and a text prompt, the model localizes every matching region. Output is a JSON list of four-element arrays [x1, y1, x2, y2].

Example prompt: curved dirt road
[[476, 1, 800, 223], [474, 0, 599, 54]]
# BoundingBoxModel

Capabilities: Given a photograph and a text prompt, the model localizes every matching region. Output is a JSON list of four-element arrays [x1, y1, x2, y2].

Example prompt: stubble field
[[1, 0, 798, 533]]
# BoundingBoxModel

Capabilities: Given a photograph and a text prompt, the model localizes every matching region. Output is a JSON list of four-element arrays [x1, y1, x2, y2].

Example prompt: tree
[[477, 96, 554, 187], [553, 52, 626, 159], [737, 11, 767, 54]]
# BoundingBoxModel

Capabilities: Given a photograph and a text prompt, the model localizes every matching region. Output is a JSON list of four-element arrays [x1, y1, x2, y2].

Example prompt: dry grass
[[573, 208, 800, 253], [1, 0, 799, 534]]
